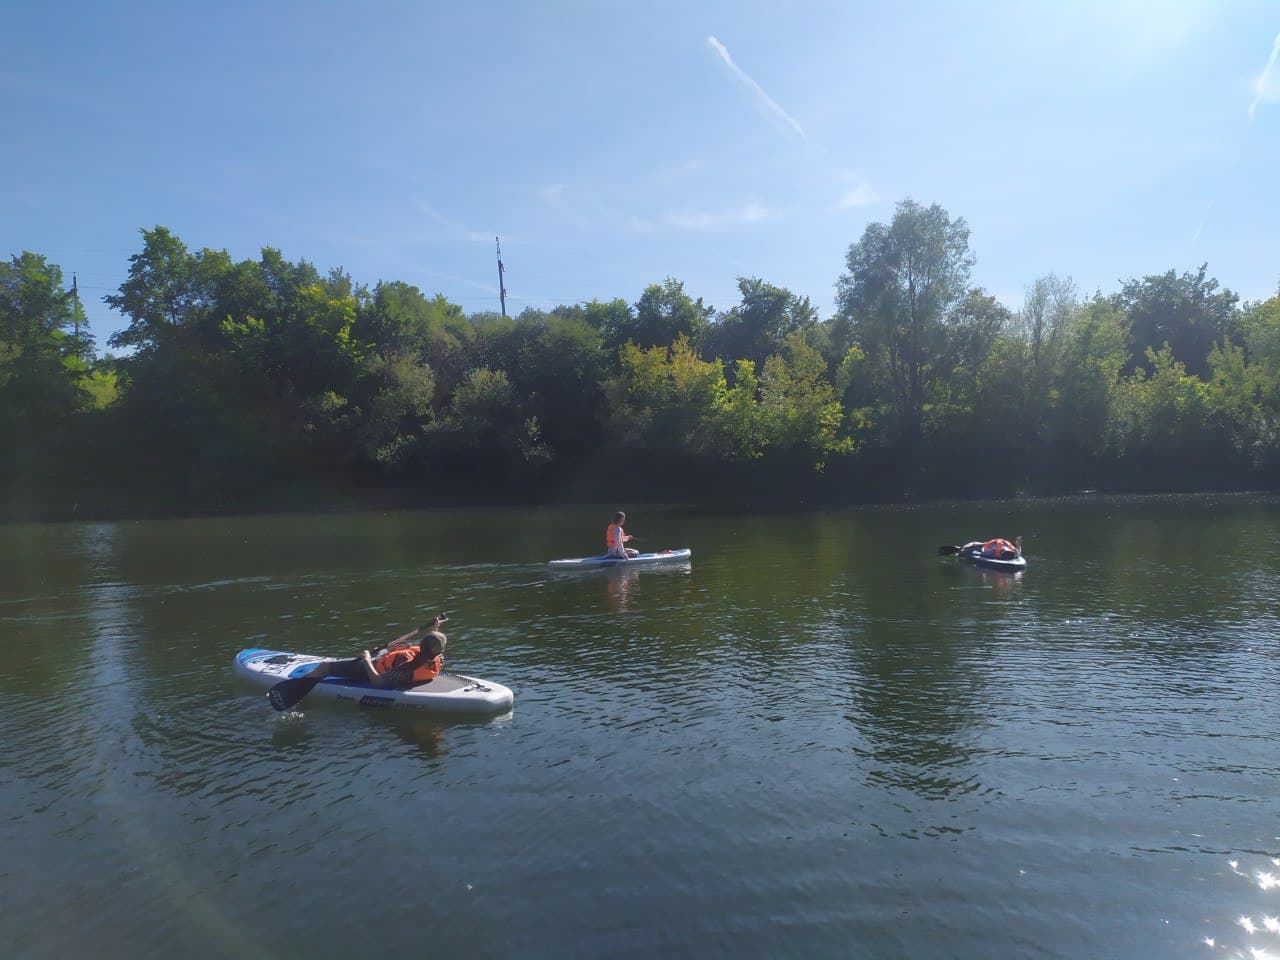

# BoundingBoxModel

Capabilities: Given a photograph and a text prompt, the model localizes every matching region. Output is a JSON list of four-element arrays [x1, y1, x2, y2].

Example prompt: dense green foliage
[[4, 205, 1280, 518]]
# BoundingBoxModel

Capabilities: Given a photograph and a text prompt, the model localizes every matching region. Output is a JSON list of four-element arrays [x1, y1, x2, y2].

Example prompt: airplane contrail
[[1249, 30, 1280, 121], [707, 36, 806, 139]]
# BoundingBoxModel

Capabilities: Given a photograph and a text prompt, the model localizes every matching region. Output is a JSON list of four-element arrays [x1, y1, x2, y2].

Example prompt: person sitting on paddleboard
[[606, 511, 639, 559], [303, 615, 447, 688]]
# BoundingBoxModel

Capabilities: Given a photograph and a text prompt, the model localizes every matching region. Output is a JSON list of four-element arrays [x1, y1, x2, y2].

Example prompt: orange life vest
[[373, 647, 442, 684], [981, 538, 1015, 558], [606, 522, 625, 551]]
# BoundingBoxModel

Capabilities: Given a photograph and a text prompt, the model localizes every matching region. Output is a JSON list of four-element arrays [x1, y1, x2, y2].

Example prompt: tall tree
[[0, 253, 93, 505], [1019, 274, 1076, 398], [1240, 289, 1280, 392], [1008, 274, 1079, 450], [561, 298, 635, 365], [1112, 265, 1239, 378], [834, 199, 974, 450], [508, 310, 606, 461], [705, 277, 818, 369], [0, 252, 91, 427], [105, 226, 202, 353], [1050, 297, 1129, 464], [945, 287, 1014, 404], [756, 332, 852, 470], [424, 368, 550, 483], [619, 278, 714, 351], [355, 282, 470, 393], [602, 335, 729, 462]]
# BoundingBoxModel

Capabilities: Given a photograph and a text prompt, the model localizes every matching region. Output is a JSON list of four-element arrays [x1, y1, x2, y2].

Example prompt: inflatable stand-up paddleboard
[[548, 547, 692, 569], [233, 649, 514, 714], [955, 544, 1027, 572]]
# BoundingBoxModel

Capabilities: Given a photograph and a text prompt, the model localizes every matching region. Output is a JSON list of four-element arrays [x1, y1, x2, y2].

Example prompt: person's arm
[[377, 615, 443, 654], [383, 625, 424, 652], [360, 649, 394, 687]]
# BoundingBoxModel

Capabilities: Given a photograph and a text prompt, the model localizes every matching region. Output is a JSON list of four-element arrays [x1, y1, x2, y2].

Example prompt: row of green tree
[[3, 200, 1279, 517]]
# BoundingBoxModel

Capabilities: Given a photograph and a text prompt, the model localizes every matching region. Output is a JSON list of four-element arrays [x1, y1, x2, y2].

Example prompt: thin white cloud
[[1191, 197, 1215, 242], [663, 201, 781, 231], [707, 36, 805, 139], [417, 268, 499, 296], [835, 182, 879, 210], [1249, 30, 1280, 120], [540, 183, 566, 201], [413, 199, 490, 243]]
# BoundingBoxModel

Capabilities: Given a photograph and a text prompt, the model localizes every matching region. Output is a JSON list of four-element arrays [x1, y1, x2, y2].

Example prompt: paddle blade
[[267, 677, 321, 712], [937, 544, 960, 556]]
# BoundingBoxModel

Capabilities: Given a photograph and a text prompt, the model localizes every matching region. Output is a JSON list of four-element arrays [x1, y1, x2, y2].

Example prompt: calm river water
[[2, 495, 1278, 959]]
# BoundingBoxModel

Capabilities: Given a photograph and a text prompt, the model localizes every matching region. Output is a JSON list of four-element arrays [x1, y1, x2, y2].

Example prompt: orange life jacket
[[606, 522, 625, 551], [373, 647, 442, 684], [981, 538, 1015, 558]]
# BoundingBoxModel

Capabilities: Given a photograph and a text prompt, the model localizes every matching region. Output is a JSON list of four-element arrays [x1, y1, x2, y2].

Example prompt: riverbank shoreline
[[3, 476, 1272, 526]]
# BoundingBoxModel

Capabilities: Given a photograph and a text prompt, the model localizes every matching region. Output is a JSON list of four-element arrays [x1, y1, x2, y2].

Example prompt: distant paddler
[[606, 511, 640, 559]]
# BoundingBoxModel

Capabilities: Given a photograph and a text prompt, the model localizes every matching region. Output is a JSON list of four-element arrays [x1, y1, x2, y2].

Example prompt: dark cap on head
[[612, 511, 625, 523]]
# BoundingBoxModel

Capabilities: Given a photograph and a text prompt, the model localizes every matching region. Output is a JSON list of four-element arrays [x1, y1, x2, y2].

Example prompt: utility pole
[[71, 272, 81, 358], [495, 236, 508, 318]]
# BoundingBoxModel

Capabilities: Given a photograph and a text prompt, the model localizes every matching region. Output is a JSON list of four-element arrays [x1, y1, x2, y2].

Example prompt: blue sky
[[4, 0, 1279, 346]]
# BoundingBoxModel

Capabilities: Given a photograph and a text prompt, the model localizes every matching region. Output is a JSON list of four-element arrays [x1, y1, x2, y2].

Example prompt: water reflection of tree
[[1006, 495, 1273, 657], [843, 634, 986, 800], [0, 523, 127, 697], [838, 547, 1000, 802]]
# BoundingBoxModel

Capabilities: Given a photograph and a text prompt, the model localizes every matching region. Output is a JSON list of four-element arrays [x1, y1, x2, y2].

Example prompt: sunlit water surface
[[2, 495, 1278, 958]]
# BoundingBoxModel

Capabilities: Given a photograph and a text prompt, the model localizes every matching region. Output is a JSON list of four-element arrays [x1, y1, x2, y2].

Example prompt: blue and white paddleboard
[[548, 547, 692, 570], [956, 546, 1027, 572], [233, 648, 514, 714]]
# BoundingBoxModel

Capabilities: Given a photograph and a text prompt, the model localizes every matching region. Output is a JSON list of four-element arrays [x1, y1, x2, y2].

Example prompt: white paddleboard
[[956, 548, 1027, 572], [233, 648, 514, 714], [548, 547, 692, 569]]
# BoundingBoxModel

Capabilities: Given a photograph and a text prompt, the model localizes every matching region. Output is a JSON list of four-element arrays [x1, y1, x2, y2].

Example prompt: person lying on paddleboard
[[606, 511, 639, 559], [303, 614, 448, 688], [976, 536, 1022, 559]]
